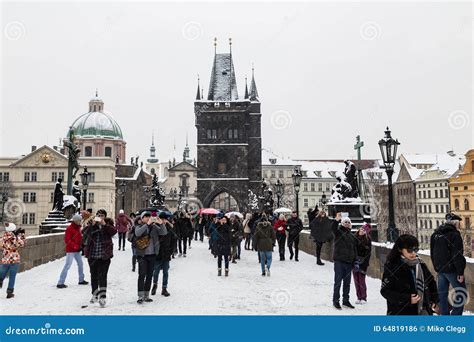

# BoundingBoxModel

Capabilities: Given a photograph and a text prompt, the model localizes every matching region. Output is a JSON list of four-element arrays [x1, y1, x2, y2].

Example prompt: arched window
[[105, 146, 112, 157], [85, 146, 92, 157], [464, 198, 470, 211], [454, 199, 460, 210]]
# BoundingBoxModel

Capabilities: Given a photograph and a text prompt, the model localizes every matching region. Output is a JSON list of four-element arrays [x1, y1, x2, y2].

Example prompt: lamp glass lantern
[[80, 167, 90, 190]]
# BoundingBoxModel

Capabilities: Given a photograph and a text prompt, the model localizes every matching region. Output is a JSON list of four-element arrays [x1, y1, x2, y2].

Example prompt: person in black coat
[[352, 227, 371, 304], [430, 213, 467, 315], [176, 213, 192, 257], [215, 215, 232, 276], [309, 210, 335, 265], [286, 211, 303, 261], [331, 215, 356, 309], [381, 234, 439, 315], [151, 212, 178, 297]]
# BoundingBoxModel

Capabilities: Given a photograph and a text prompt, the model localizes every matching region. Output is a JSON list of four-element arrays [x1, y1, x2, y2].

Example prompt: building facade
[[0, 145, 116, 235]]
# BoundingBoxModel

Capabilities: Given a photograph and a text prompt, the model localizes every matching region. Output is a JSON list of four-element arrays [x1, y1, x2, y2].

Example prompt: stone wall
[[16, 233, 66, 272], [299, 231, 474, 311]]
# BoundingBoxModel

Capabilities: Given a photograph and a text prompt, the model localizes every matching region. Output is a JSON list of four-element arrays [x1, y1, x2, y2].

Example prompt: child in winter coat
[[0, 222, 26, 298]]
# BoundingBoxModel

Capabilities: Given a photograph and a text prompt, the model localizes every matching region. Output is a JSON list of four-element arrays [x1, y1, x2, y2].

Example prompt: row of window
[[84, 146, 112, 157], [418, 189, 449, 199], [417, 182, 448, 188], [303, 182, 332, 192], [418, 204, 450, 214], [49, 192, 95, 203], [397, 187, 413, 196], [453, 186, 469, 191], [0, 171, 95, 183], [453, 198, 469, 211], [206, 128, 240, 140]]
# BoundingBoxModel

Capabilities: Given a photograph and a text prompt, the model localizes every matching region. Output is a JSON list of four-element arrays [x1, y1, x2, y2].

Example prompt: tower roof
[[249, 66, 259, 102], [207, 53, 239, 101]]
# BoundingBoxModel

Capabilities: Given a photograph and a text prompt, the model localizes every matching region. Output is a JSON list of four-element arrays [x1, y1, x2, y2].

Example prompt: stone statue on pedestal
[[52, 179, 64, 211]]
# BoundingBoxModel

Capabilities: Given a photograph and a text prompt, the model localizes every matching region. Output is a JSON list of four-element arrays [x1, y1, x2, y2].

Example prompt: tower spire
[[244, 75, 249, 99], [229, 37, 233, 101], [214, 37, 217, 55], [249, 63, 259, 101], [195, 74, 201, 100], [95, 88, 98, 97]]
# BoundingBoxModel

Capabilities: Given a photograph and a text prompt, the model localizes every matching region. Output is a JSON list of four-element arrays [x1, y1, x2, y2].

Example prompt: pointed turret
[[147, 131, 158, 163], [244, 76, 249, 99], [195, 75, 201, 100], [207, 38, 239, 101], [249, 65, 259, 102]]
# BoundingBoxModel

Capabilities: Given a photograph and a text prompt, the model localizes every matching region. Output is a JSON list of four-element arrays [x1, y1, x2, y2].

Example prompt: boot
[[218, 268, 222, 276], [144, 292, 153, 302], [151, 283, 158, 296], [317, 258, 325, 266], [6, 288, 14, 299], [225, 269, 229, 277], [289, 251, 294, 260], [161, 288, 170, 297], [0, 278, 3, 288], [295, 250, 299, 262], [231, 257, 237, 264], [132, 256, 137, 272]]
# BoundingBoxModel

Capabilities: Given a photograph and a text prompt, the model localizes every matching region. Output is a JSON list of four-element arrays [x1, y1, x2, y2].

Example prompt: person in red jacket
[[273, 214, 288, 261], [57, 214, 88, 288]]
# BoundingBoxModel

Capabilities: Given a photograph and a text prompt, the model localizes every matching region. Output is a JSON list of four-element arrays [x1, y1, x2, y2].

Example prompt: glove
[[353, 259, 360, 272]]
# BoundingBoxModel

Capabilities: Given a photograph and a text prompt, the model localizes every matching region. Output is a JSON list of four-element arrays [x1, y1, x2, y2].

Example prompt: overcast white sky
[[1, 1, 472, 162]]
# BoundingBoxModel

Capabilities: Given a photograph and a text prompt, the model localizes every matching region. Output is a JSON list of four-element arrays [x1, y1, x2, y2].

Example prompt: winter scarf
[[401, 256, 425, 315]]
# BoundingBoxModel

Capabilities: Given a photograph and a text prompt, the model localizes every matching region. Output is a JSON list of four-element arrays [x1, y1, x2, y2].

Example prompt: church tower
[[194, 38, 262, 211]]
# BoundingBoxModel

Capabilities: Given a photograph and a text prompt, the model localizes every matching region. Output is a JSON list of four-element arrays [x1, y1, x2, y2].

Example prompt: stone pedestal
[[39, 210, 69, 234]]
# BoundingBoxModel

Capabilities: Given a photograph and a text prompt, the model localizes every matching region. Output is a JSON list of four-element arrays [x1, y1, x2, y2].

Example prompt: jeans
[[231, 245, 238, 260], [277, 234, 286, 259], [217, 254, 229, 269], [288, 235, 299, 259], [153, 260, 170, 288], [137, 255, 156, 297], [237, 240, 242, 258], [58, 252, 85, 285], [178, 237, 187, 255], [438, 272, 467, 315], [259, 251, 272, 273], [0, 263, 20, 290], [245, 234, 252, 249], [333, 261, 352, 303], [352, 270, 367, 301], [88, 258, 111, 299], [118, 232, 126, 249]]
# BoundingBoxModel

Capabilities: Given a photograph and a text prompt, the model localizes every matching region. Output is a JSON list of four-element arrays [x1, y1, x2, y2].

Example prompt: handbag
[[135, 234, 150, 250]]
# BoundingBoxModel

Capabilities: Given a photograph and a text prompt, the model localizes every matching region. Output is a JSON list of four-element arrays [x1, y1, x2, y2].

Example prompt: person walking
[[151, 212, 178, 297], [115, 209, 132, 251], [253, 213, 276, 276], [430, 213, 467, 315], [0, 223, 26, 299], [243, 213, 252, 250], [381, 234, 439, 315], [134, 211, 167, 304], [82, 209, 117, 307], [229, 215, 243, 263], [176, 212, 191, 257], [209, 216, 219, 257], [273, 214, 287, 261], [310, 210, 334, 266], [331, 215, 357, 310], [57, 214, 88, 288], [215, 214, 232, 276], [353, 227, 371, 304], [286, 211, 303, 261]]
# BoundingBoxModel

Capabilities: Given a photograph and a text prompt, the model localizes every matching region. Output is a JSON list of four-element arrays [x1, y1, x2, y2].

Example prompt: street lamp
[[292, 166, 302, 217], [275, 179, 283, 208], [118, 180, 126, 212], [378, 126, 400, 242], [79, 167, 91, 210]]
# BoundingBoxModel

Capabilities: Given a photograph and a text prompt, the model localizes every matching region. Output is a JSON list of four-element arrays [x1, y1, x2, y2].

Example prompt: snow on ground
[[0, 238, 388, 315]]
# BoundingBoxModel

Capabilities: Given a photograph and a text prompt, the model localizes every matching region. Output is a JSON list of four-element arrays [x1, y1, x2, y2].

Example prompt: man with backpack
[[430, 213, 467, 315]]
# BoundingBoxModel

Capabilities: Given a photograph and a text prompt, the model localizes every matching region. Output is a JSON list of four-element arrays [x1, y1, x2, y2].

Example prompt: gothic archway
[[209, 192, 239, 212]]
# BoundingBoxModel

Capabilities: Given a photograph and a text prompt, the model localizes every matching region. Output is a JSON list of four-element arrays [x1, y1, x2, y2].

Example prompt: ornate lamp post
[[79, 167, 90, 210], [378, 127, 400, 242], [275, 179, 283, 208], [292, 167, 302, 217]]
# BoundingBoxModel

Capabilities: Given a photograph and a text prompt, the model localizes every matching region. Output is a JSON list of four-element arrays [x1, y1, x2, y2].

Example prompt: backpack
[[430, 228, 452, 272]]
